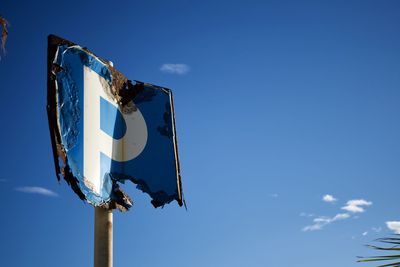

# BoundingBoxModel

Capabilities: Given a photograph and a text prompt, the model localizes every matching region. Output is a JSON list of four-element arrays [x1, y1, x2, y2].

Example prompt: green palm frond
[[359, 235, 400, 267]]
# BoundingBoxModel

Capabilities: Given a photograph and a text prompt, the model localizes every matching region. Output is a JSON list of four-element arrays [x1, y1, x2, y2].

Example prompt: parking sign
[[47, 35, 183, 211]]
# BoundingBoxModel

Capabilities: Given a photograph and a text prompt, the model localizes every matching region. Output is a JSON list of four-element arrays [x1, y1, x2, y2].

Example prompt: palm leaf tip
[[360, 235, 400, 266]]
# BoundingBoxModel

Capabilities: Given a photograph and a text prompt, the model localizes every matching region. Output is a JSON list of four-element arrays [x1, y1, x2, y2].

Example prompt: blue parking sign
[[47, 35, 183, 210]]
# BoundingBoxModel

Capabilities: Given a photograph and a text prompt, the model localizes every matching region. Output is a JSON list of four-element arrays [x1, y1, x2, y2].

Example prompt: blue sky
[[1, 1, 400, 266]]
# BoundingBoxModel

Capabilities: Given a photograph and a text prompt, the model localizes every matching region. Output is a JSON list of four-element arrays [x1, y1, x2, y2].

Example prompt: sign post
[[94, 207, 113, 267], [93, 61, 115, 267]]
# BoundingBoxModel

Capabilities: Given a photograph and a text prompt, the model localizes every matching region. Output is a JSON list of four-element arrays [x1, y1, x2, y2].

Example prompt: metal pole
[[94, 207, 113, 267], [94, 59, 114, 267]]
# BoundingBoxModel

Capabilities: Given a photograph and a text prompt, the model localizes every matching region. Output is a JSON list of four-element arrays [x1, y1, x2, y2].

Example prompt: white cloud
[[303, 198, 373, 232], [323, 194, 337, 203], [269, 193, 278, 198], [386, 221, 400, 234], [362, 231, 368, 236], [303, 213, 350, 231], [334, 213, 351, 220], [0, 178, 6, 182], [160, 63, 190, 75], [15, 186, 58, 197], [341, 199, 372, 213]]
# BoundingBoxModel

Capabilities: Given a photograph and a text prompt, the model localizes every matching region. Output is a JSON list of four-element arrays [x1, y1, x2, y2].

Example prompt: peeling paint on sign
[[47, 35, 183, 211]]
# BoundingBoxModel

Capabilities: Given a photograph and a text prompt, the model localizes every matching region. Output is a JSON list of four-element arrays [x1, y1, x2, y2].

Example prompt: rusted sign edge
[[47, 35, 86, 200]]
